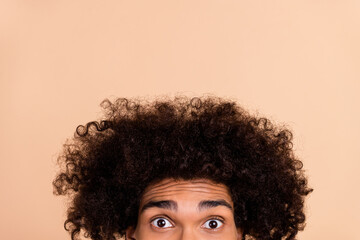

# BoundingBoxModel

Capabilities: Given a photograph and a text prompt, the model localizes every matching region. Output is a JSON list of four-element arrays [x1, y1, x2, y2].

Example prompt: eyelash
[[149, 216, 225, 230], [202, 217, 224, 230], [150, 216, 174, 229]]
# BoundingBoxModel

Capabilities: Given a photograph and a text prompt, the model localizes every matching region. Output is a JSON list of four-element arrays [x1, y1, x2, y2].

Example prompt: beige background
[[1, 1, 359, 239]]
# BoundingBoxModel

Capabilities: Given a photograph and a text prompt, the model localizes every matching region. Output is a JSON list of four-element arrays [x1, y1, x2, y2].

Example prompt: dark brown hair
[[53, 95, 312, 240]]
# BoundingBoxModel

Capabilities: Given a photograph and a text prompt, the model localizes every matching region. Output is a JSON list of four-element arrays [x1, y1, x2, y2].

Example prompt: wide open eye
[[202, 219, 224, 229], [150, 217, 174, 229]]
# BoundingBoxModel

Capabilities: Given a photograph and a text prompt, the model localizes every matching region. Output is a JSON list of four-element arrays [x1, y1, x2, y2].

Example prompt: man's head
[[53, 96, 312, 240]]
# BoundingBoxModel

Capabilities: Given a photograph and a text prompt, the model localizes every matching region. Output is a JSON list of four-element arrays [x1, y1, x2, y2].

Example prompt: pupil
[[157, 219, 166, 227], [209, 220, 218, 228]]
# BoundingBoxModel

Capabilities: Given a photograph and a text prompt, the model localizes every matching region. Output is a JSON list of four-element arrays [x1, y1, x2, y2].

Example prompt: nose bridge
[[178, 226, 198, 240]]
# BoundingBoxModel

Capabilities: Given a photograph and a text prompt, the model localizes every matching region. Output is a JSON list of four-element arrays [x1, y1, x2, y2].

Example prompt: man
[[53, 96, 312, 240]]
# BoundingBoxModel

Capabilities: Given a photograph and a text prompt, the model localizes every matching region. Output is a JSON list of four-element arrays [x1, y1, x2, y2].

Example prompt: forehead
[[140, 178, 233, 206]]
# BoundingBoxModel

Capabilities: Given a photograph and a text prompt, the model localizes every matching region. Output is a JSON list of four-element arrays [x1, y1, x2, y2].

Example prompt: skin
[[125, 178, 243, 240]]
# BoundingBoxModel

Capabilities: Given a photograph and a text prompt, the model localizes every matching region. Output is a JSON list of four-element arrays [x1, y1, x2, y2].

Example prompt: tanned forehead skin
[[139, 178, 234, 211]]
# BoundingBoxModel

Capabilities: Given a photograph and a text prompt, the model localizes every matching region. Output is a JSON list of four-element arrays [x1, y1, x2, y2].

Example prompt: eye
[[150, 217, 174, 229], [202, 219, 224, 229]]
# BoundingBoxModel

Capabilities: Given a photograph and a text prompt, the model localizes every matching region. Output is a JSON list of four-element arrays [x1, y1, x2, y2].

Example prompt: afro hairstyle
[[53, 95, 313, 240]]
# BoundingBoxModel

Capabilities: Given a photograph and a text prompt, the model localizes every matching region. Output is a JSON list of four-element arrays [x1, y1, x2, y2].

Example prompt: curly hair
[[53, 95, 313, 240]]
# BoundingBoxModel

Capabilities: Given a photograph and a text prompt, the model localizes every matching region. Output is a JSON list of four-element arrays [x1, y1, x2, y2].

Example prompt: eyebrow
[[140, 199, 233, 213], [198, 200, 233, 211], [140, 200, 178, 213]]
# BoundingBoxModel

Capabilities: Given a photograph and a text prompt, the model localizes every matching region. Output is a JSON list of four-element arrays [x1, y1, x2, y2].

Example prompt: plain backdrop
[[1, 1, 359, 240]]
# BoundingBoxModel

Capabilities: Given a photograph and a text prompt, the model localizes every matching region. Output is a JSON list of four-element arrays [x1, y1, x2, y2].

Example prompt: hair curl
[[53, 95, 312, 240]]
